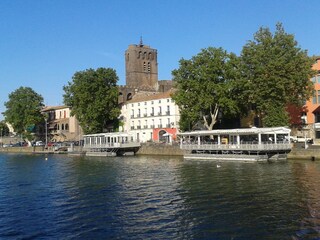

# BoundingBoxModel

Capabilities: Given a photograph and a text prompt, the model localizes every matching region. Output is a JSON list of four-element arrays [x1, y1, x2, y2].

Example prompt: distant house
[[42, 106, 83, 142]]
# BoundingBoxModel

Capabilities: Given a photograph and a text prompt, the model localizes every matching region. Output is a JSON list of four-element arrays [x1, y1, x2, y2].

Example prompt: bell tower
[[125, 38, 158, 90]]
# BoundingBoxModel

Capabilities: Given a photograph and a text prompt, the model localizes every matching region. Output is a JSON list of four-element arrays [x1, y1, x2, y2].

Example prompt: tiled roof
[[42, 105, 69, 112], [127, 89, 175, 103]]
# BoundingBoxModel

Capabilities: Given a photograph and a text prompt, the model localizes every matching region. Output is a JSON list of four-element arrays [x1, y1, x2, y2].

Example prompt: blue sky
[[0, 0, 319, 120]]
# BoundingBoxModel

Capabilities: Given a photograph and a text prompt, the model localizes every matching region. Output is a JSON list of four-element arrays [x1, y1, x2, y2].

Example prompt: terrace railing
[[181, 142, 292, 151]]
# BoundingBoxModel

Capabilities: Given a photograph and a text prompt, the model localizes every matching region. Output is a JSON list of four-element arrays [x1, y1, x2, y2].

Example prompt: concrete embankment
[[288, 147, 320, 161], [136, 143, 184, 156], [1, 143, 319, 161], [0, 146, 83, 154], [0, 146, 48, 153]]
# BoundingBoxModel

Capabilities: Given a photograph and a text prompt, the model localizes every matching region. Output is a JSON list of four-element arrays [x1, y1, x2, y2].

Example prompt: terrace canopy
[[178, 127, 291, 145]]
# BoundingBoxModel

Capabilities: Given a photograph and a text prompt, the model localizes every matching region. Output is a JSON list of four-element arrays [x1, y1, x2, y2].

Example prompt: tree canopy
[[3, 87, 44, 137], [172, 47, 241, 131], [63, 67, 120, 134], [0, 121, 10, 137], [240, 23, 315, 127]]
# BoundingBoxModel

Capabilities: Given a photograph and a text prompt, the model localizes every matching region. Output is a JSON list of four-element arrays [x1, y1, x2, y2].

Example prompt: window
[[65, 124, 69, 130], [159, 100, 161, 103], [166, 105, 170, 115], [318, 90, 320, 104], [167, 99, 170, 102], [148, 62, 151, 72], [315, 113, 320, 123], [313, 91, 317, 104]]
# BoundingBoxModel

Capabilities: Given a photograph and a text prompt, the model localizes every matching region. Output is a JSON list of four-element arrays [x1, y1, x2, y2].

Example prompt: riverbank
[[0, 143, 319, 160]]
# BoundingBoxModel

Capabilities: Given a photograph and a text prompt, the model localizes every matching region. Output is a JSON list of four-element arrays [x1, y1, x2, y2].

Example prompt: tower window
[[148, 62, 151, 72], [143, 62, 146, 72]]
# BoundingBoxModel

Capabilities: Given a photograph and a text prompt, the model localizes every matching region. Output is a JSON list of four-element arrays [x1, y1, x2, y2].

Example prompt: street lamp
[[45, 119, 48, 148], [0, 127, 2, 147]]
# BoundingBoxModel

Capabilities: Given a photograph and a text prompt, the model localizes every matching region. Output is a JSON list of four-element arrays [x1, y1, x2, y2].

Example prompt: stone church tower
[[125, 39, 158, 90]]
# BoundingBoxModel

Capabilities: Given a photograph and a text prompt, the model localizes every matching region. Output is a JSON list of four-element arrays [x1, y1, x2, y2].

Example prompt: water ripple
[[0, 154, 320, 239]]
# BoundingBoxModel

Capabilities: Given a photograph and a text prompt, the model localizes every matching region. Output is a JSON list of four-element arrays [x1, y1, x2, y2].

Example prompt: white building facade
[[121, 91, 180, 143]]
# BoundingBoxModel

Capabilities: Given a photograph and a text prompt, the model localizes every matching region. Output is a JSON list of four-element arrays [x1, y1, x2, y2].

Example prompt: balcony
[[158, 124, 163, 128], [150, 125, 155, 128], [144, 113, 147, 117], [131, 126, 135, 130], [130, 115, 134, 119], [137, 114, 141, 118], [137, 126, 141, 129], [166, 124, 171, 128], [143, 125, 148, 129], [158, 112, 162, 116], [150, 113, 154, 116], [166, 111, 170, 115]]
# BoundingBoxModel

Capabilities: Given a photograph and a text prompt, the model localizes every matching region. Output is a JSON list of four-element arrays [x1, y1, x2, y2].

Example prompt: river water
[[0, 153, 319, 239]]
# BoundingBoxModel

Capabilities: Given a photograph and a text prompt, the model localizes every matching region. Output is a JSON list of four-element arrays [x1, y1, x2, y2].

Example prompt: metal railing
[[84, 141, 141, 149], [181, 142, 292, 151]]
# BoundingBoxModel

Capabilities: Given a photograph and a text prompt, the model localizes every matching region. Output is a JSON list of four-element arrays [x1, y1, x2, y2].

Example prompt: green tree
[[240, 23, 315, 127], [63, 67, 120, 134], [172, 47, 241, 131], [3, 87, 44, 138], [0, 121, 10, 137]]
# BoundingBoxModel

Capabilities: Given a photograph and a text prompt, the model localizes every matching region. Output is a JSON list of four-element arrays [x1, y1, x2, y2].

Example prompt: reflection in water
[[291, 162, 320, 239], [0, 153, 319, 239]]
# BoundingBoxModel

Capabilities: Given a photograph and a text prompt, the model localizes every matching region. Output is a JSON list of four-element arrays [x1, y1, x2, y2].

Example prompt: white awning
[[178, 127, 291, 136]]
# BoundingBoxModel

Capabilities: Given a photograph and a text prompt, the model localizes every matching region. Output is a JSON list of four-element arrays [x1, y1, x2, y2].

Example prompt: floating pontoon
[[178, 127, 292, 162], [83, 132, 141, 156]]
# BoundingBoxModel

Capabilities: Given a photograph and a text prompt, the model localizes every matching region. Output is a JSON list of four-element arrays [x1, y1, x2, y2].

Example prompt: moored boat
[[178, 127, 292, 162], [83, 132, 141, 156]]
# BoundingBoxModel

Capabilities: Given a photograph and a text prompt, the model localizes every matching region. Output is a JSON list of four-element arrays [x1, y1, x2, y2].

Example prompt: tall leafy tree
[[172, 47, 241, 131], [63, 67, 120, 134], [0, 121, 10, 137], [240, 23, 315, 127], [3, 87, 44, 138]]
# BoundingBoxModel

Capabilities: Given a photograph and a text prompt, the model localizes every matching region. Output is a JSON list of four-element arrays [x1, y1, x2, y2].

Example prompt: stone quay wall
[[1, 143, 320, 161], [288, 147, 320, 160], [136, 143, 184, 156]]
